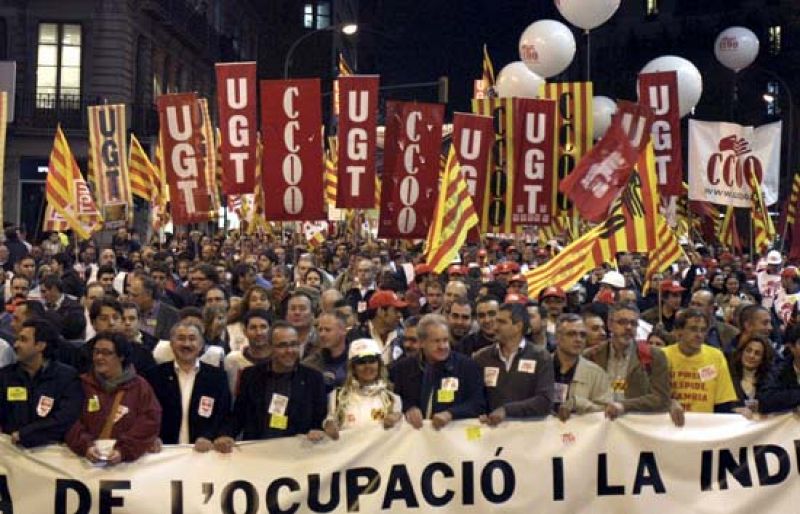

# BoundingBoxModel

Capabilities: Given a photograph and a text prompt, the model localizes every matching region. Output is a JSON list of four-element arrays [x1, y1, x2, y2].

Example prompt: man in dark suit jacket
[[129, 274, 179, 341], [214, 321, 326, 452], [145, 321, 231, 451], [41, 274, 86, 342]]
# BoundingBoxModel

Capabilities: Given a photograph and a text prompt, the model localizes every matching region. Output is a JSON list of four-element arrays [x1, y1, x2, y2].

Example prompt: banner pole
[[585, 30, 591, 82]]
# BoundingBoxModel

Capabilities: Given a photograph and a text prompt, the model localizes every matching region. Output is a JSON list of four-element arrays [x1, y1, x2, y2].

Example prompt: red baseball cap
[[660, 280, 686, 293], [478, 249, 487, 257], [504, 293, 528, 304], [539, 286, 566, 300], [510, 274, 526, 284], [494, 262, 511, 274], [368, 290, 409, 309], [781, 266, 799, 279]]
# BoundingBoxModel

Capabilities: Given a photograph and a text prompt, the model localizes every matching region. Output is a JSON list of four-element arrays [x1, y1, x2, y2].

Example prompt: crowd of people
[[1, 223, 799, 465]]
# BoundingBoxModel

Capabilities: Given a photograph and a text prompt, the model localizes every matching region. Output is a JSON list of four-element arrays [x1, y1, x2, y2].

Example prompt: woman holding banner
[[323, 338, 402, 440], [65, 332, 162, 465]]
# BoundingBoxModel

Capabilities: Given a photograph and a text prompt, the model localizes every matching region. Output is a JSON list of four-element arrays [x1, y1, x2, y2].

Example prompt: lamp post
[[283, 22, 358, 79]]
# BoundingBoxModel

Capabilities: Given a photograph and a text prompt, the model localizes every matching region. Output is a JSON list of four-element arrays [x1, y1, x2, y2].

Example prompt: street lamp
[[283, 23, 358, 79]]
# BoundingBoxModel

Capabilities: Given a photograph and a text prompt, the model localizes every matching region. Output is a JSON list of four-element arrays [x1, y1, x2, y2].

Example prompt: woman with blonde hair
[[323, 338, 402, 439]]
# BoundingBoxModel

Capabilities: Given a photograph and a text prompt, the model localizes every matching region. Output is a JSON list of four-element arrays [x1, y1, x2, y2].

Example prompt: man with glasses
[[456, 296, 499, 355], [663, 308, 737, 421], [586, 303, 671, 420], [214, 320, 326, 450]]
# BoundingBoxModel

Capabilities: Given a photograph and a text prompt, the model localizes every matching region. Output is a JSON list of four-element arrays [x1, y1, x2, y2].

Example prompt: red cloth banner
[[511, 98, 556, 228], [378, 101, 444, 239], [156, 92, 210, 225], [453, 112, 493, 242], [638, 71, 682, 196], [336, 75, 379, 208], [260, 79, 325, 221], [559, 116, 640, 223], [215, 62, 258, 195]]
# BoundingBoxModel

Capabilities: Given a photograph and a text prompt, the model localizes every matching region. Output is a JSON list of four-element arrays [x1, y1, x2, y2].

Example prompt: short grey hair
[[417, 313, 449, 342], [169, 320, 205, 344]]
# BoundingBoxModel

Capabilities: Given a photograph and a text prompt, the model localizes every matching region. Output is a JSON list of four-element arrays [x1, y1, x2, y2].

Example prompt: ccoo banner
[[261, 79, 325, 221], [378, 101, 443, 239], [688, 120, 781, 207], [156, 92, 211, 225], [215, 61, 258, 195], [512, 98, 556, 229], [87, 104, 132, 228], [336, 75, 379, 209], [2, 414, 800, 513], [637, 71, 683, 197]]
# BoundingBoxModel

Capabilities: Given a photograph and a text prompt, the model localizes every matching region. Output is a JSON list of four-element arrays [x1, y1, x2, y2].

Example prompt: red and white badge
[[518, 359, 537, 374], [198, 396, 215, 418], [441, 377, 460, 391], [269, 393, 289, 415], [698, 365, 718, 382], [37, 395, 54, 417], [554, 382, 569, 404], [484, 367, 499, 387]]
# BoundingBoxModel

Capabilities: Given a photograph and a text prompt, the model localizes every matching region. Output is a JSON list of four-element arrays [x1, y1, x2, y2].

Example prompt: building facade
[[0, 0, 261, 238]]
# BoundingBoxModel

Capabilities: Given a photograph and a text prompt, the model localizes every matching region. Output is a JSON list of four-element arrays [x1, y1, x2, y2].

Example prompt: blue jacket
[[222, 361, 326, 440], [145, 362, 231, 444], [0, 360, 84, 447], [390, 351, 486, 419]]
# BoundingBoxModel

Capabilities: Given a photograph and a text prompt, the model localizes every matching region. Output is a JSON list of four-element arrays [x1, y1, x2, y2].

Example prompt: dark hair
[[785, 324, 800, 346], [150, 262, 171, 275], [580, 302, 609, 324], [120, 301, 139, 315], [98, 264, 116, 277], [178, 306, 203, 320], [608, 302, 640, 319], [244, 308, 274, 326], [21, 318, 61, 359], [41, 274, 63, 292], [674, 308, 708, 330], [88, 331, 133, 367], [556, 312, 583, 328], [22, 300, 46, 319], [267, 319, 297, 345], [193, 263, 219, 284], [318, 310, 348, 326], [481, 281, 508, 302], [731, 335, 774, 383], [205, 285, 229, 301], [51, 252, 73, 268], [403, 315, 420, 329], [89, 297, 123, 322], [739, 304, 769, 330], [132, 274, 158, 299], [499, 303, 530, 327]]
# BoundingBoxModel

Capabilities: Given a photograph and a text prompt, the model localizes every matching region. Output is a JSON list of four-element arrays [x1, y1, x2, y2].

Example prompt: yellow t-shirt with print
[[663, 344, 737, 413]]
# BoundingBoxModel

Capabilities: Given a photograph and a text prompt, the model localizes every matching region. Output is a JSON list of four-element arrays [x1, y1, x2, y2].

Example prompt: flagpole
[[750, 216, 755, 262], [584, 30, 591, 81]]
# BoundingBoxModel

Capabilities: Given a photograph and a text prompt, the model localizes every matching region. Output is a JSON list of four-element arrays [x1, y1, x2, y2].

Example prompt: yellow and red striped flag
[[787, 173, 800, 226], [424, 146, 479, 273], [45, 125, 103, 240], [482, 44, 495, 88], [643, 215, 684, 294], [129, 133, 157, 201], [719, 205, 742, 253], [746, 168, 776, 254], [338, 52, 354, 76], [324, 136, 339, 206], [525, 226, 602, 299], [42, 203, 70, 232], [374, 175, 382, 210]]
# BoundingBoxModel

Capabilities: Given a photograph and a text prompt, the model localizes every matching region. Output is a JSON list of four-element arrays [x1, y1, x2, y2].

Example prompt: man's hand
[[213, 436, 236, 453], [669, 400, 685, 427], [605, 402, 625, 420], [431, 411, 453, 430], [405, 407, 424, 429], [383, 412, 402, 429], [306, 429, 325, 442], [483, 407, 506, 427], [557, 404, 571, 423], [85, 445, 103, 463], [323, 420, 340, 440], [194, 437, 214, 453], [10, 431, 20, 445]]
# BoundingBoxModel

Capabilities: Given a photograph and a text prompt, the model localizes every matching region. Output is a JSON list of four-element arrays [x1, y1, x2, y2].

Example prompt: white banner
[[688, 120, 782, 207], [1, 413, 799, 513]]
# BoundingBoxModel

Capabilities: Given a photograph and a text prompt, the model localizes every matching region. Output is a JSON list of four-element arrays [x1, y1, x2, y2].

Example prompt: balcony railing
[[142, 0, 223, 60]]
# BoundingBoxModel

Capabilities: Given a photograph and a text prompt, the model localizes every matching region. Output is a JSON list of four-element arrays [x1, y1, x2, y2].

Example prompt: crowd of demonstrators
[[3, 222, 800, 464]]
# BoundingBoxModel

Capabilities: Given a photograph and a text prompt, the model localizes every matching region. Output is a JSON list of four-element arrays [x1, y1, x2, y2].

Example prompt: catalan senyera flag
[[42, 203, 70, 232], [538, 216, 573, 245], [129, 134, 157, 201], [720, 205, 742, 253], [787, 173, 800, 226], [643, 214, 684, 294], [746, 167, 776, 254], [0, 91, 7, 228], [424, 146, 479, 273], [589, 141, 660, 265], [338, 53, 354, 76], [324, 136, 338, 206], [46, 125, 103, 240], [525, 225, 602, 299], [472, 97, 515, 234], [482, 44, 495, 88]]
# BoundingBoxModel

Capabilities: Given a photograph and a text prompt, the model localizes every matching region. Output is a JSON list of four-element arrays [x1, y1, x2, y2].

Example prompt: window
[[36, 23, 82, 107], [303, 2, 331, 29], [646, 0, 659, 16], [768, 25, 782, 55]]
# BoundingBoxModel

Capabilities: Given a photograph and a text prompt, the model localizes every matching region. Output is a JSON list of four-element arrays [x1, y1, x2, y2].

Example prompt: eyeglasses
[[93, 348, 117, 357], [353, 355, 379, 365]]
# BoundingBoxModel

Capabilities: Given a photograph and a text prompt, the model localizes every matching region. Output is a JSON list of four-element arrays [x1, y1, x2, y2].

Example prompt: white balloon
[[640, 55, 703, 117], [495, 61, 546, 99], [555, 0, 620, 30], [714, 26, 760, 72], [519, 20, 576, 78], [592, 96, 617, 140]]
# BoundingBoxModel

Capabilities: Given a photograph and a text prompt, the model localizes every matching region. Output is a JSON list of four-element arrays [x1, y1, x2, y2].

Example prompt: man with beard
[[455, 296, 499, 355]]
